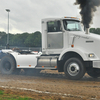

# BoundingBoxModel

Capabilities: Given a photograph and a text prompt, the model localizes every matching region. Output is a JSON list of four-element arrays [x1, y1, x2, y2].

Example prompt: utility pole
[[6, 9, 10, 49]]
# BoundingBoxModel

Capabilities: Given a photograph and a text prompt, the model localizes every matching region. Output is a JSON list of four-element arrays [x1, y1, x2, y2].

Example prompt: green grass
[[0, 89, 58, 100], [0, 97, 33, 100], [0, 90, 33, 100], [0, 90, 4, 95]]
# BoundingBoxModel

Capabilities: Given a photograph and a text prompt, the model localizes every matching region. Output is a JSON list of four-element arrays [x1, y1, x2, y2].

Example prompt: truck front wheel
[[0, 55, 16, 75], [64, 58, 85, 80]]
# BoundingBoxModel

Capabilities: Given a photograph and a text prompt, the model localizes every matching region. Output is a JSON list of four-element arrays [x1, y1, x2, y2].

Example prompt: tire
[[64, 57, 86, 80], [87, 68, 100, 78], [0, 55, 16, 75]]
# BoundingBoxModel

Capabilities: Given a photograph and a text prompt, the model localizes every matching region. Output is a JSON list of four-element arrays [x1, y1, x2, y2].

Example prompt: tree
[[95, 28, 100, 35], [32, 31, 41, 47], [24, 31, 41, 47], [89, 28, 96, 33], [0, 32, 7, 46], [10, 32, 29, 47], [9, 34, 14, 46], [89, 28, 100, 35]]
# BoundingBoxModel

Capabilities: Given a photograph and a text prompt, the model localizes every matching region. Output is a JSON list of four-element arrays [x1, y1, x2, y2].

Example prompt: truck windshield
[[63, 20, 82, 31]]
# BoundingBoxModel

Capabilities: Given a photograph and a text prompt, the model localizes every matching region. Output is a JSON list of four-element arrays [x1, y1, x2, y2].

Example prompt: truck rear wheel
[[0, 55, 16, 75], [64, 58, 85, 80]]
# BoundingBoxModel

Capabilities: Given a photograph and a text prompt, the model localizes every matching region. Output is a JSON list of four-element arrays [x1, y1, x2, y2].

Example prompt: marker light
[[64, 16, 67, 18], [64, 17, 80, 21], [55, 66, 57, 68], [71, 17, 77, 19], [71, 45, 74, 47], [42, 66, 44, 68]]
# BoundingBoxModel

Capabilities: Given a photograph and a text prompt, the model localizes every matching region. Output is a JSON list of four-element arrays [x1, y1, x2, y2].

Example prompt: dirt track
[[0, 70, 100, 100]]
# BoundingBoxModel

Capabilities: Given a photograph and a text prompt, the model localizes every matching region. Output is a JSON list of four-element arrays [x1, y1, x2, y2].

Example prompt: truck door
[[47, 20, 63, 49]]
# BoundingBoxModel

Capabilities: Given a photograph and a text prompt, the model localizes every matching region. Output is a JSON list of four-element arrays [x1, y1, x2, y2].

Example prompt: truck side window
[[47, 21, 61, 32]]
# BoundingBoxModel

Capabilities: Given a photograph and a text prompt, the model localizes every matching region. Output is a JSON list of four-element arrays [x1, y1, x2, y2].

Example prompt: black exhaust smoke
[[75, 0, 100, 28]]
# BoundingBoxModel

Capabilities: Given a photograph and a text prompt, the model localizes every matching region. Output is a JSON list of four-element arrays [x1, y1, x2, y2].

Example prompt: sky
[[0, 0, 100, 34]]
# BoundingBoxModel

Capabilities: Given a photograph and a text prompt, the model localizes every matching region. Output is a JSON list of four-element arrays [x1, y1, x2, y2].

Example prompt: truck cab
[[37, 17, 100, 79], [42, 17, 82, 54]]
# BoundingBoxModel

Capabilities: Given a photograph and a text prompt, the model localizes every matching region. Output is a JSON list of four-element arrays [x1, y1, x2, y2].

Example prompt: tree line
[[89, 28, 100, 35], [0, 31, 41, 47], [0, 28, 99, 47]]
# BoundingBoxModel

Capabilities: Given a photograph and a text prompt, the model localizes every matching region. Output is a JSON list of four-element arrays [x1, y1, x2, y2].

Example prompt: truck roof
[[42, 17, 80, 22]]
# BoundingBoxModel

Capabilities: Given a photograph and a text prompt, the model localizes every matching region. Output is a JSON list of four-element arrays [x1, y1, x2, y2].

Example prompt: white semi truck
[[0, 17, 100, 80]]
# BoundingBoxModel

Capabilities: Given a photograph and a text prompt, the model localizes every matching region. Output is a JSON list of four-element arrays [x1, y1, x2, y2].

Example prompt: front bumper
[[93, 60, 100, 68]]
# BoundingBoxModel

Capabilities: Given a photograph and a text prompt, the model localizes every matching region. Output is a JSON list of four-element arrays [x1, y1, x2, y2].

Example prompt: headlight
[[88, 53, 95, 58]]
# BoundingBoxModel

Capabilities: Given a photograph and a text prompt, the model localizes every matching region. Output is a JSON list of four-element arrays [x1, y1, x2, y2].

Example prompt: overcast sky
[[0, 0, 100, 34]]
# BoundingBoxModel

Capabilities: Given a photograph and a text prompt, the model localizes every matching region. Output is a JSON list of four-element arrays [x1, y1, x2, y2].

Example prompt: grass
[[0, 89, 33, 100], [0, 89, 63, 100]]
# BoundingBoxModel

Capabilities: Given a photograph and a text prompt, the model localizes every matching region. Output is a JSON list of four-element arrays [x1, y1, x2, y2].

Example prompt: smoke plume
[[75, 0, 100, 28]]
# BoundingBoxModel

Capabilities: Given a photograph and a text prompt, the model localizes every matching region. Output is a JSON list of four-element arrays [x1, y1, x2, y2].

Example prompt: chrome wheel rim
[[67, 63, 80, 76]]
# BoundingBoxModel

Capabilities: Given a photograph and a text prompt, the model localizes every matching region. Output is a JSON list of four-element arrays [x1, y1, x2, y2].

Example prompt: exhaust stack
[[75, 0, 100, 32], [86, 28, 89, 34]]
